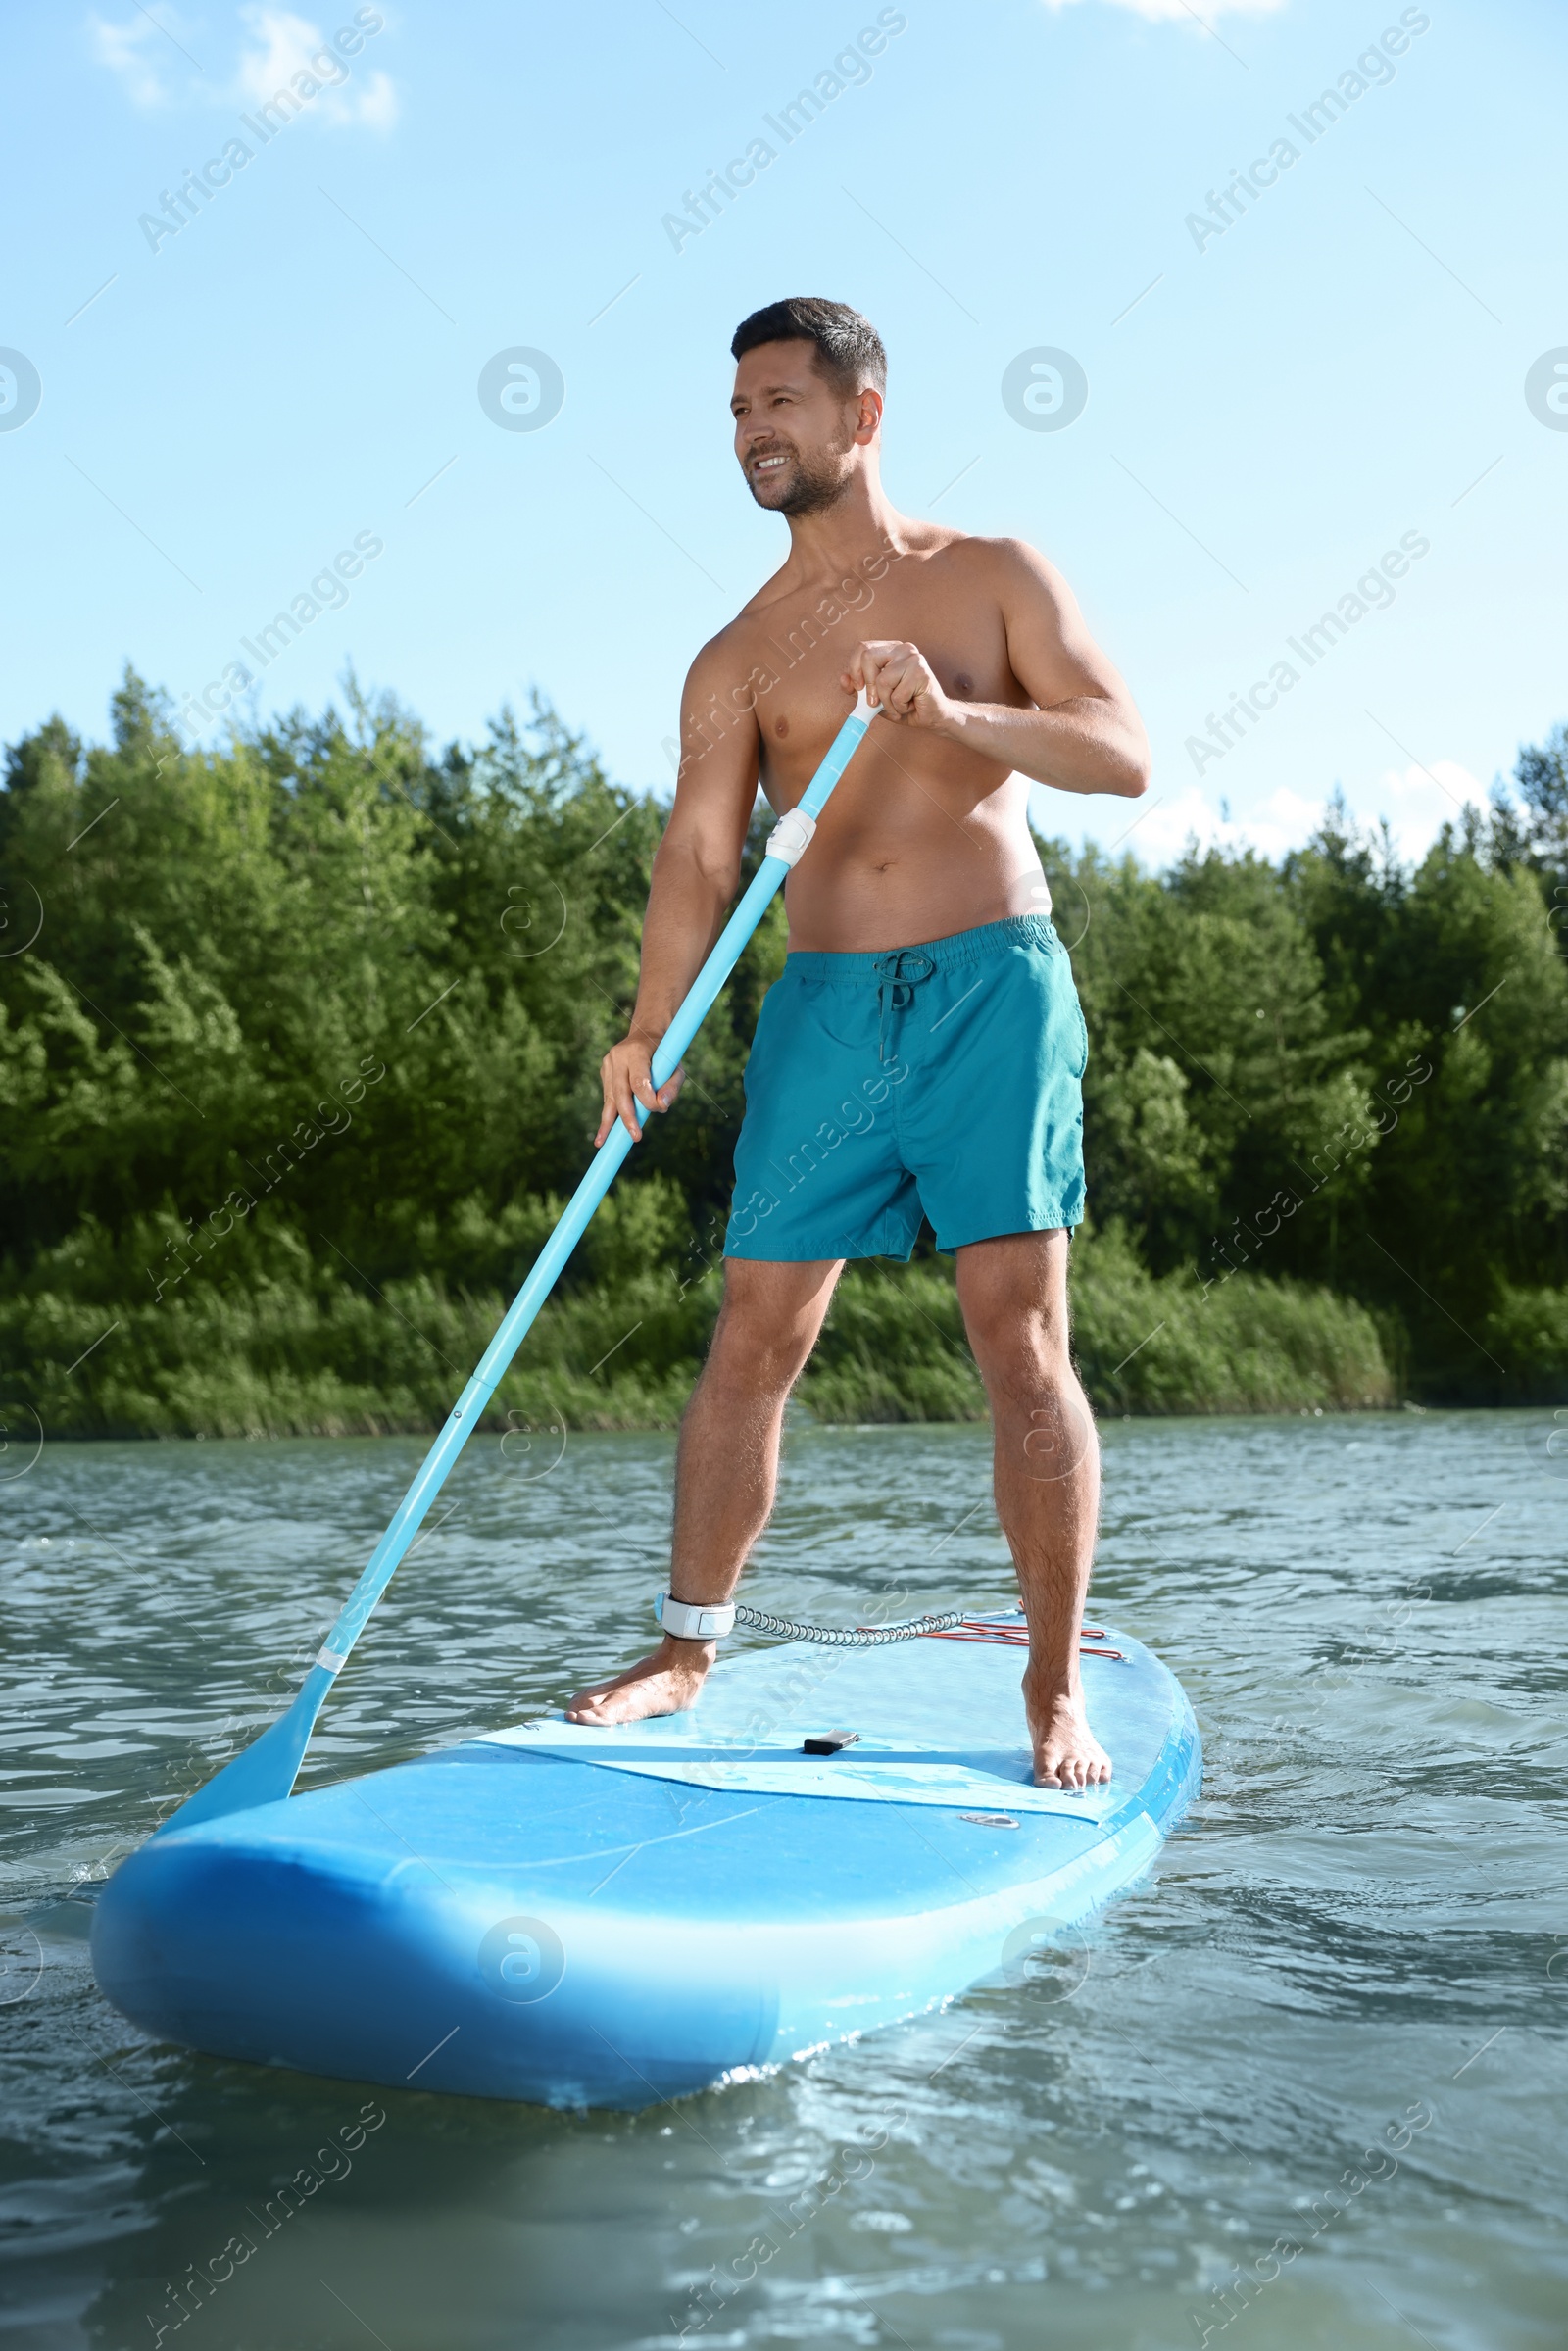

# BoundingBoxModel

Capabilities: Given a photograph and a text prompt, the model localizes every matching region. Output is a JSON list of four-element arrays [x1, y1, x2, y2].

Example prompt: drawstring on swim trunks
[[872, 949, 935, 1064]]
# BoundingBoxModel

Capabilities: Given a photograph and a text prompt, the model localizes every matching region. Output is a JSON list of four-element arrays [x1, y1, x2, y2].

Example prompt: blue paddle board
[[91, 1613, 1200, 2107]]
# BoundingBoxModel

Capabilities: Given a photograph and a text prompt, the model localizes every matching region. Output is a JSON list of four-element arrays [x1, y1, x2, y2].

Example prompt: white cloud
[[90, 12, 175, 107], [352, 68, 398, 129], [1041, 0, 1288, 19], [1054, 759, 1489, 872], [235, 6, 398, 130], [1358, 760, 1488, 861], [90, 5, 396, 127], [1094, 783, 1322, 868]]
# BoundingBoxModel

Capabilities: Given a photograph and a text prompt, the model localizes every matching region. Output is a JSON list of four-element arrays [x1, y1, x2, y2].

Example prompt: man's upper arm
[[990, 538, 1135, 715], [661, 636, 762, 887]]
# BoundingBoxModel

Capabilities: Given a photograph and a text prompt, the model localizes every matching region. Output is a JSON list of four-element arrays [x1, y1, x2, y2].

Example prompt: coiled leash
[[658, 1592, 963, 1645], [656, 1594, 1123, 1657]]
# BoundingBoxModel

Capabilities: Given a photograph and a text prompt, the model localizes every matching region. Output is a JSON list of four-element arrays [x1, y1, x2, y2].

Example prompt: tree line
[[1, 668, 1564, 1430]]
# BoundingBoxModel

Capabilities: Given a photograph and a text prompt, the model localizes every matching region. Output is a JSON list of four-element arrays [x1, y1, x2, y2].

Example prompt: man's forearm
[[627, 844, 737, 1042], [935, 695, 1149, 798]]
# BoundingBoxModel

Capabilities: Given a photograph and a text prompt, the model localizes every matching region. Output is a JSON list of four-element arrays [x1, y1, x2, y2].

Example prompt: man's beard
[[748, 439, 852, 517]]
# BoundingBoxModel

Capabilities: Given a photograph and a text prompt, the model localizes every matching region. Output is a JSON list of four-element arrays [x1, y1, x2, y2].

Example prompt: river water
[[2, 1410, 1564, 2350]]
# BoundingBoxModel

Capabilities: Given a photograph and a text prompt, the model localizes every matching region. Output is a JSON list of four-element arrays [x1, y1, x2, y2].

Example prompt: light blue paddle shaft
[[162, 695, 874, 1833]]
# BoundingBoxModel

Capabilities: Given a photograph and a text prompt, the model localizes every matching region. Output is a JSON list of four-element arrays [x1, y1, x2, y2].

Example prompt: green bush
[[1482, 1282, 1568, 1400], [1, 1211, 1392, 1437], [1066, 1222, 1392, 1414]]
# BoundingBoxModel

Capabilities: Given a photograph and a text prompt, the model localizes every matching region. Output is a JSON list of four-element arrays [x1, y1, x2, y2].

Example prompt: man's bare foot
[[1024, 1678, 1112, 1789], [565, 1636, 714, 1726]]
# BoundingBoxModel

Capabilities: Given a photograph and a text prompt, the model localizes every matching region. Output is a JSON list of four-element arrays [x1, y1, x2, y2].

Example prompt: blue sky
[[3, 0, 1564, 868]]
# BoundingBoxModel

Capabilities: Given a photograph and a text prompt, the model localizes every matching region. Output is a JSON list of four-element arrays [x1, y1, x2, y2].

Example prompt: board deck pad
[[91, 1613, 1200, 2109], [480, 1624, 1172, 1817]]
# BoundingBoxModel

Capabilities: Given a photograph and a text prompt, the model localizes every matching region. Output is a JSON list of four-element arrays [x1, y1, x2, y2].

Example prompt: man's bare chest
[[729, 566, 1016, 776]]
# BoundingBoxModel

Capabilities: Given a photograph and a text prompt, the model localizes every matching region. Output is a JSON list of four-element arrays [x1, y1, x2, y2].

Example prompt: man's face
[[730, 340, 866, 516]]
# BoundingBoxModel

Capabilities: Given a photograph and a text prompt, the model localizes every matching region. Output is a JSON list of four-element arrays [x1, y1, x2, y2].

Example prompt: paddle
[[161, 691, 876, 1833]]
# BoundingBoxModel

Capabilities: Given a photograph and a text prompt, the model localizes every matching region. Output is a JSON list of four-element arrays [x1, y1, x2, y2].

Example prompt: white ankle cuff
[[657, 1592, 736, 1641]]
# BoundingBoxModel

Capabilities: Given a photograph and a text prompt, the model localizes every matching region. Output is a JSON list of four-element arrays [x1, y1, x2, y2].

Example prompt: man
[[567, 297, 1149, 1788]]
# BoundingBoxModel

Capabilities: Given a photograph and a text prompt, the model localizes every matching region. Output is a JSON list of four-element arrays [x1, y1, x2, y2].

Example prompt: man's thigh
[[725, 964, 921, 1265], [901, 925, 1087, 1253]]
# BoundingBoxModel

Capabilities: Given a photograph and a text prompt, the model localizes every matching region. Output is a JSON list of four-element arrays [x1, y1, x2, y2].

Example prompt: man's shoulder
[[929, 531, 1076, 631], [685, 609, 762, 683], [927, 528, 1055, 582]]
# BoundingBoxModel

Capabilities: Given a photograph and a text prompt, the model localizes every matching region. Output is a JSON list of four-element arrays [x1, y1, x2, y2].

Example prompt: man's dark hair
[[730, 298, 887, 397]]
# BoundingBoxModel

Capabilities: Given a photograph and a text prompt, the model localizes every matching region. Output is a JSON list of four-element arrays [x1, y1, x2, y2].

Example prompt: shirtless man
[[567, 297, 1149, 1787]]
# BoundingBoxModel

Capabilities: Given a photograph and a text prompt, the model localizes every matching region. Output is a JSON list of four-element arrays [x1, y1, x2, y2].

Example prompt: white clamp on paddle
[[763, 688, 874, 869], [656, 1592, 737, 1641], [764, 805, 816, 868]]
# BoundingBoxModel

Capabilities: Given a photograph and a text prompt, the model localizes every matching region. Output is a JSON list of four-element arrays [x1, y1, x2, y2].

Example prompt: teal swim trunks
[[725, 914, 1088, 1261]]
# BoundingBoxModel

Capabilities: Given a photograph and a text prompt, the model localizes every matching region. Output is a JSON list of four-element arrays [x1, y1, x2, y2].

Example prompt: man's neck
[[781, 469, 913, 582]]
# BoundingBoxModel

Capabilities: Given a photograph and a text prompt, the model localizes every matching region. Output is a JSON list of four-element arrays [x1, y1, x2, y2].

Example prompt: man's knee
[[708, 1312, 812, 1395], [707, 1260, 838, 1391], [961, 1284, 1073, 1402], [975, 1332, 1077, 1416], [956, 1231, 1070, 1374]]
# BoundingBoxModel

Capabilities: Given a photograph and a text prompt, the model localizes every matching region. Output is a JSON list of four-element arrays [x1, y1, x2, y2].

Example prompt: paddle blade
[[155, 1664, 335, 1834]]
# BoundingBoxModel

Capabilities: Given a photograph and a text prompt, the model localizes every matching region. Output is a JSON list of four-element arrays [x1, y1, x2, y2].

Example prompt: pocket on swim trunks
[[742, 969, 797, 1097], [1029, 937, 1088, 1078], [793, 973, 878, 1055]]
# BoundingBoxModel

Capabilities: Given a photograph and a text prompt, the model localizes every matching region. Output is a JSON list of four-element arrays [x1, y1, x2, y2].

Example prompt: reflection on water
[[2, 1411, 1564, 2349]]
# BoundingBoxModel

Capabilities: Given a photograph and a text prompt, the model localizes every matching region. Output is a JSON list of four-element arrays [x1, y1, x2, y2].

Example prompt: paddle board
[[91, 1613, 1200, 2107]]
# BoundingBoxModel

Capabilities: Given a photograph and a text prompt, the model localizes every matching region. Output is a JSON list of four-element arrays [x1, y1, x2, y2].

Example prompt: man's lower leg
[[992, 1360, 1108, 1786], [565, 1259, 838, 1725], [957, 1231, 1110, 1788]]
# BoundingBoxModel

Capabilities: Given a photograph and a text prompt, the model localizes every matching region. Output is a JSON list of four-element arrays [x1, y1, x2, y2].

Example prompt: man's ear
[[853, 387, 884, 445]]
